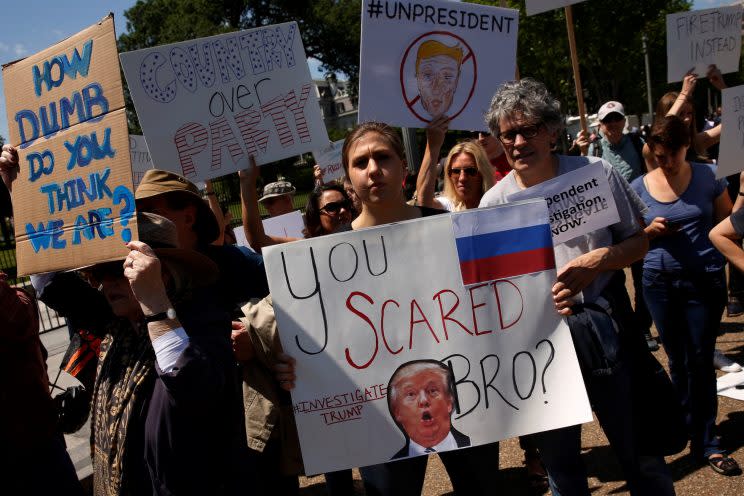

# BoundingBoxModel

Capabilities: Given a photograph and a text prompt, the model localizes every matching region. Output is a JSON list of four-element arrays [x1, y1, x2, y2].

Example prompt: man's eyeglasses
[[448, 167, 479, 177], [81, 261, 124, 288], [320, 200, 352, 214], [497, 124, 543, 145]]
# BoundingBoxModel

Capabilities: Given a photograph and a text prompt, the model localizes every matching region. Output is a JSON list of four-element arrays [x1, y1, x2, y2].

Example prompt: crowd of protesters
[[2, 58, 744, 496]]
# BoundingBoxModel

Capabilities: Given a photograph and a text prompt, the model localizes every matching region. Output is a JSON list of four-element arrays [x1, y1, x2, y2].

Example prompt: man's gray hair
[[484, 78, 564, 136]]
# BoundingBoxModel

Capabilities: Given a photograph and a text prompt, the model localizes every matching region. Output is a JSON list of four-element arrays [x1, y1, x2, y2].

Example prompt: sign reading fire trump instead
[[120, 22, 329, 183], [263, 200, 592, 473], [358, 0, 518, 131], [2, 15, 136, 275], [507, 160, 620, 245], [666, 5, 743, 83]]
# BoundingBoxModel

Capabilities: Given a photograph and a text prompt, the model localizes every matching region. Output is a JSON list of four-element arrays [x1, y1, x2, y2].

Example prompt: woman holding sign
[[478, 78, 676, 496], [631, 116, 739, 476], [275, 121, 500, 495]]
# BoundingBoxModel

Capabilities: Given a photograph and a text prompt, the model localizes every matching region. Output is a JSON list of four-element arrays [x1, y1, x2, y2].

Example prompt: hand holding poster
[[233, 209, 306, 249], [2, 15, 136, 275], [506, 161, 619, 245], [716, 85, 744, 179], [264, 200, 591, 474], [358, 0, 518, 131], [312, 140, 346, 183], [525, 0, 587, 16], [120, 22, 329, 183], [666, 5, 743, 83]]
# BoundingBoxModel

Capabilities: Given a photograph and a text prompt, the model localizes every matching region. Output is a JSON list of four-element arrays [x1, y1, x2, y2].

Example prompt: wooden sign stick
[[564, 5, 587, 133]]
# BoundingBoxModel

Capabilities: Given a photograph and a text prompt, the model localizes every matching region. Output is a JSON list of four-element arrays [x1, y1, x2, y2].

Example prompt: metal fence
[[0, 216, 67, 334]]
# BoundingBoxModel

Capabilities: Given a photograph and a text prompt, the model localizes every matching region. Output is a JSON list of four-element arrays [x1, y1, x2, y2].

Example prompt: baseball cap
[[598, 101, 625, 122], [259, 181, 296, 203]]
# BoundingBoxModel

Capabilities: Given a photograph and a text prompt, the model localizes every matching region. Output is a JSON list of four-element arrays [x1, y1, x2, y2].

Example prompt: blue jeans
[[642, 268, 726, 459], [359, 441, 499, 495]]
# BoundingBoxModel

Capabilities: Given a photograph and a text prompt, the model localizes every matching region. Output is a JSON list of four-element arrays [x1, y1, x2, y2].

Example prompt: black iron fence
[[1, 216, 66, 334]]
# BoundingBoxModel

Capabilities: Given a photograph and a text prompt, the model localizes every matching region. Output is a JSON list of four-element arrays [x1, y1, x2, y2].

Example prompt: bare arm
[[552, 230, 648, 315], [707, 64, 727, 91], [710, 216, 744, 273], [0, 144, 19, 193], [695, 124, 721, 152], [713, 189, 733, 224], [666, 73, 696, 118], [415, 115, 449, 209], [204, 180, 225, 246]]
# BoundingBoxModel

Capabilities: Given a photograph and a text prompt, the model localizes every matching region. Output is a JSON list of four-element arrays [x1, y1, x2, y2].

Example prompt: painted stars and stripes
[[451, 200, 556, 286]]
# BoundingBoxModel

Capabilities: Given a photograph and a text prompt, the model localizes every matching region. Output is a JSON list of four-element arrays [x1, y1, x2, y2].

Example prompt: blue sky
[[0, 0, 735, 143]]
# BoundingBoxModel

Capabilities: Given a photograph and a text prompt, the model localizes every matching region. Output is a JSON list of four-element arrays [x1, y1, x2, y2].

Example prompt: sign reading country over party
[[666, 5, 743, 83], [358, 0, 518, 131], [716, 85, 744, 179], [263, 200, 592, 473], [507, 160, 620, 245], [525, 0, 587, 16], [120, 22, 329, 183], [2, 14, 137, 275]]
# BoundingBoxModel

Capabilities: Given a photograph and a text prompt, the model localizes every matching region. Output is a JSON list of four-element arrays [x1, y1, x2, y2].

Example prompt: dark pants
[[643, 268, 726, 459], [247, 438, 300, 495], [324, 469, 354, 495], [7, 434, 83, 496], [359, 442, 499, 495]]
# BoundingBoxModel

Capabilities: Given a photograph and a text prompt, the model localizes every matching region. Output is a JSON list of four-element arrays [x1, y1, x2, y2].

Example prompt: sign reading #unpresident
[[525, 0, 587, 16], [507, 161, 619, 245], [358, 0, 518, 131], [264, 201, 591, 474], [666, 5, 743, 83], [312, 139, 345, 183], [2, 15, 136, 275], [120, 22, 329, 183], [716, 85, 744, 179]]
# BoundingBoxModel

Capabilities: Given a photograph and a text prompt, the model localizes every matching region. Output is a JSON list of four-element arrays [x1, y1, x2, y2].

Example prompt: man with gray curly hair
[[479, 79, 675, 496]]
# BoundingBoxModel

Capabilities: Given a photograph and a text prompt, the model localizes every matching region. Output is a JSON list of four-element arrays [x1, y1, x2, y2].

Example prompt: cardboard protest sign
[[233, 209, 306, 249], [358, 0, 518, 131], [666, 5, 743, 83], [120, 22, 329, 183], [312, 140, 346, 183], [264, 200, 591, 474], [129, 135, 153, 190], [716, 85, 744, 179], [506, 161, 619, 245], [2, 15, 136, 275], [525, 0, 587, 16]]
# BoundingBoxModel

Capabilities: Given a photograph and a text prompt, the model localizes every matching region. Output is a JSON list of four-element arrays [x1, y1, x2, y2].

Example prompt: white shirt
[[408, 431, 458, 457]]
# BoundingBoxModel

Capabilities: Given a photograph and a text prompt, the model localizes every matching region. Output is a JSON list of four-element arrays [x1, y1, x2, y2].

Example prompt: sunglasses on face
[[497, 124, 543, 145], [320, 200, 352, 214], [83, 261, 124, 287], [448, 167, 479, 177]]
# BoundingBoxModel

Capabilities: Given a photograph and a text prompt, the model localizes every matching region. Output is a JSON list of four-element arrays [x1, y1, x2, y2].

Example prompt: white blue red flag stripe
[[451, 200, 555, 286]]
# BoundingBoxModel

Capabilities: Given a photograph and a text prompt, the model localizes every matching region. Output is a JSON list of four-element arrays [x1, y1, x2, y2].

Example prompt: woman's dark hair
[[303, 184, 353, 238], [341, 122, 406, 173], [648, 115, 691, 153]]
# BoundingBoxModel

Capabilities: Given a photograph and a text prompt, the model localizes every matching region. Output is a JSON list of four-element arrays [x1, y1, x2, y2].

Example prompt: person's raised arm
[[666, 73, 697, 118], [204, 180, 225, 245], [707, 64, 727, 91], [238, 156, 297, 254], [695, 123, 721, 152], [415, 115, 449, 209], [552, 229, 648, 315]]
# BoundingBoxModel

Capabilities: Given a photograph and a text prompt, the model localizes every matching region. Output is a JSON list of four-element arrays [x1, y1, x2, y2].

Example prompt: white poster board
[[666, 5, 743, 83], [506, 161, 619, 245], [313, 140, 346, 183], [716, 85, 744, 179], [358, 0, 518, 131], [263, 200, 591, 474], [717, 370, 744, 401], [525, 0, 587, 16], [233, 209, 306, 249], [120, 22, 329, 183], [129, 135, 153, 190]]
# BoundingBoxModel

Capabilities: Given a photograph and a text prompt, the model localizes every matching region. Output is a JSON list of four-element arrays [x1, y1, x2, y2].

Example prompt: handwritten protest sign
[[129, 135, 153, 189], [264, 200, 591, 473], [120, 22, 329, 183], [233, 209, 306, 249], [507, 161, 619, 245], [2, 15, 136, 275], [666, 5, 743, 83], [312, 140, 346, 183], [716, 85, 744, 179], [525, 0, 587, 16], [358, 0, 518, 131]]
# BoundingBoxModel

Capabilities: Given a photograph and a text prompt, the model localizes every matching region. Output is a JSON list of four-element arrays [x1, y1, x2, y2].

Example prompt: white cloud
[[13, 44, 27, 57], [0, 42, 9, 52]]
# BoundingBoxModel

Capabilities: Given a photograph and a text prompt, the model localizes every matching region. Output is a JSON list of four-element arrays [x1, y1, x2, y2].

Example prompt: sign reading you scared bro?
[[2, 14, 136, 276]]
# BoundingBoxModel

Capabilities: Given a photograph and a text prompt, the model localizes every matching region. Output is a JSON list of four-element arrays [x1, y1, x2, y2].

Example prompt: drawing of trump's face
[[415, 40, 463, 118], [389, 363, 454, 448]]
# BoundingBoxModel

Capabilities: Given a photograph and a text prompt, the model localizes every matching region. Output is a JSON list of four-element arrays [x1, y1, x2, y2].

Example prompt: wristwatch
[[144, 308, 177, 324]]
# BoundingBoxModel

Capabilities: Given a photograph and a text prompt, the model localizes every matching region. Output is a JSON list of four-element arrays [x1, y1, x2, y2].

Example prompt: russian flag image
[[451, 200, 556, 286]]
